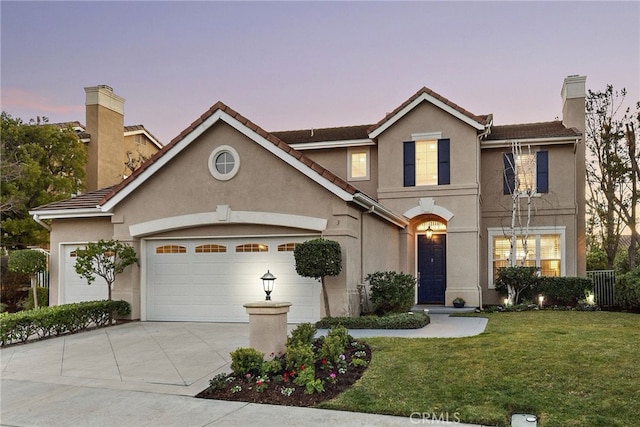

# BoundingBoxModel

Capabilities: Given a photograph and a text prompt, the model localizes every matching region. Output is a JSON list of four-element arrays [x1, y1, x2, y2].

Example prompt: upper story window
[[403, 135, 450, 187], [209, 145, 240, 181], [503, 151, 548, 195], [348, 147, 369, 181]]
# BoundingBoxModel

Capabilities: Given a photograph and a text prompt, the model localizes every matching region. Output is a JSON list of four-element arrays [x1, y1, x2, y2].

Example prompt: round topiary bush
[[366, 271, 416, 316]]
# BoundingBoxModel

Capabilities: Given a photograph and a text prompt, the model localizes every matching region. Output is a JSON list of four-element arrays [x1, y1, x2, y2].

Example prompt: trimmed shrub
[[494, 266, 539, 304], [614, 268, 640, 310], [285, 343, 315, 372], [316, 312, 430, 329], [287, 322, 317, 347], [366, 271, 416, 315], [230, 347, 264, 377], [0, 299, 131, 346], [537, 276, 593, 306]]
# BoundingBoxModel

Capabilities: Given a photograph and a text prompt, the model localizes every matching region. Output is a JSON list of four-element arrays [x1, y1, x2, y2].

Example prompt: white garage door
[[61, 244, 108, 304], [145, 237, 321, 323]]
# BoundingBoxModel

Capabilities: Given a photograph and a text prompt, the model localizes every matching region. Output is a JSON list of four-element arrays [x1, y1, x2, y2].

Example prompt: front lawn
[[320, 311, 639, 427]]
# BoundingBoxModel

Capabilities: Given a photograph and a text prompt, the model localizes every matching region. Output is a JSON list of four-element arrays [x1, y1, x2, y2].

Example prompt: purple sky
[[2, 1, 639, 145]]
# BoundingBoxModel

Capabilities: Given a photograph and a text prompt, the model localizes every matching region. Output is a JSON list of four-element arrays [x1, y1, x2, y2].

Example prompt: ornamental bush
[[614, 268, 640, 310], [366, 271, 416, 315], [287, 322, 317, 347], [230, 347, 264, 377], [284, 343, 315, 372]]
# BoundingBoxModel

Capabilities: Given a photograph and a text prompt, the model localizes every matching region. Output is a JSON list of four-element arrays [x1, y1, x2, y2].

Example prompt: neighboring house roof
[[31, 102, 408, 227], [124, 124, 164, 149], [485, 121, 581, 141], [368, 86, 492, 138], [272, 124, 372, 145], [52, 122, 163, 147]]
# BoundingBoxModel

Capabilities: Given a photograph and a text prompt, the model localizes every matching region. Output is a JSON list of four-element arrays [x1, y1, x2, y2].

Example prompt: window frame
[[487, 226, 565, 288], [403, 134, 450, 187], [208, 145, 240, 181], [347, 147, 370, 181]]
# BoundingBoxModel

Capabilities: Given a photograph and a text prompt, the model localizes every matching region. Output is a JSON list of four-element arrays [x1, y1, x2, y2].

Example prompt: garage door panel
[[146, 237, 320, 322]]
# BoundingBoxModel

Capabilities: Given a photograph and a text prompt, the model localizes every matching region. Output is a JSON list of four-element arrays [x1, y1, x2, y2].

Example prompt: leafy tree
[[494, 266, 539, 305], [1, 113, 86, 249], [74, 240, 138, 301], [585, 86, 639, 269], [8, 249, 47, 309], [293, 238, 342, 317]]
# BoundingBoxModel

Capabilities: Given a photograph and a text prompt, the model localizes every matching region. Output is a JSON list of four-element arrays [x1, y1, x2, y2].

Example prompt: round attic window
[[208, 145, 240, 181]]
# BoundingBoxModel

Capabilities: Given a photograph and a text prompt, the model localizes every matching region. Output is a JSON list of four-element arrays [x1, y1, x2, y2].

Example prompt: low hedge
[[537, 276, 594, 306], [0, 299, 130, 346], [315, 312, 430, 329]]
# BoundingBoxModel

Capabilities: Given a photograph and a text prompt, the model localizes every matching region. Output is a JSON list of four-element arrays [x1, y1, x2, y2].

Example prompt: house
[[30, 76, 586, 322]]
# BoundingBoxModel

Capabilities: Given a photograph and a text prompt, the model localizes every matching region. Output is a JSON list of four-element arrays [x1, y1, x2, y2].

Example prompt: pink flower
[[330, 372, 336, 379]]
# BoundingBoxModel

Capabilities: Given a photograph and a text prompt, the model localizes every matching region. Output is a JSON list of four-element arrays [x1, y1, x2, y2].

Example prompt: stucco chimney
[[561, 75, 587, 277], [561, 75, 586, 133], [84, 85, 125, 191]]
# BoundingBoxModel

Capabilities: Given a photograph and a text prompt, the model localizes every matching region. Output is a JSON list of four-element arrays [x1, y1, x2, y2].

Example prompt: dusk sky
[[2, 1, 639, 145]]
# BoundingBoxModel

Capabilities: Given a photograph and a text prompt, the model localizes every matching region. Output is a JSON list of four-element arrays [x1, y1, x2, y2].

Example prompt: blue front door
[[418, 234, 446, 304]]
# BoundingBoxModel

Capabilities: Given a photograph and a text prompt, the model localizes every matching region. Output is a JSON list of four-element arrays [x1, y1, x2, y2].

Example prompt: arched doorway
[[416, 217, 447, 304]]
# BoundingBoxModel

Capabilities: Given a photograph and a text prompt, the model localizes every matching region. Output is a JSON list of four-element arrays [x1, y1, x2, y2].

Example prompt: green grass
[[319, 311, 640, 427]]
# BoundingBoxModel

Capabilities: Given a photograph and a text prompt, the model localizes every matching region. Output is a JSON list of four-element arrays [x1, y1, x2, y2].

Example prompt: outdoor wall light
[[425, 225, 433, 239], [261, 270, 276, 301]]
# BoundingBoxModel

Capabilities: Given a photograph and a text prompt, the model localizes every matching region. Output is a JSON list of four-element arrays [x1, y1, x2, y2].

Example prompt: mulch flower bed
[[195, 340, 372, 407]]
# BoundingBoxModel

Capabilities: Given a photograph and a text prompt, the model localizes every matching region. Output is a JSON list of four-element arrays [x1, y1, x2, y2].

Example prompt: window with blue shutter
[[437, 138, 450, 185], [403, 141, 415, 187], [503, 152, 515, 195], [536, 151, 548, 193], [403, 138, 450, 187]]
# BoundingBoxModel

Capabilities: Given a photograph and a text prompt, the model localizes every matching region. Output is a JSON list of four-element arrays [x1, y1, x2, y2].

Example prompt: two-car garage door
[[145, 237, 321, 323]]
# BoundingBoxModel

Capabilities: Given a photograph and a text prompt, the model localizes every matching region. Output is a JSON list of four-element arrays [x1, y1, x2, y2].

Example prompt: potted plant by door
[[452, 297, 466, 308]]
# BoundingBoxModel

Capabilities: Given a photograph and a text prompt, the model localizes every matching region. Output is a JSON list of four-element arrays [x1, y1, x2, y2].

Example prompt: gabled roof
[[368, 86, 492, 138], [32, 101, 408, 227], [123, 124, 163, 149]]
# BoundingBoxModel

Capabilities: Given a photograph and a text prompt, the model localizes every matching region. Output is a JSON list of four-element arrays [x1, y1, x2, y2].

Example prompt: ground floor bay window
[[487, 227, 565, 288]]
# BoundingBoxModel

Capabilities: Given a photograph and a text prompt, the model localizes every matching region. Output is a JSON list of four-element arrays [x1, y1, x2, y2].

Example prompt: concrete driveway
[[0, 317, 488, 426]]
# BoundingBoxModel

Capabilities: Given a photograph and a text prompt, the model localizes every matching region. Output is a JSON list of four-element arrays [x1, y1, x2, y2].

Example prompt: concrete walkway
[[1, 315, 489, 427]]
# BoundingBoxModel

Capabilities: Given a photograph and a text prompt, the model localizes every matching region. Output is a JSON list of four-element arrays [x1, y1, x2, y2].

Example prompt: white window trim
[[208, 145, 240, 181], [487, 226, 566, 289], [347, 147, 370, 181], [412, 131, 442, 141]]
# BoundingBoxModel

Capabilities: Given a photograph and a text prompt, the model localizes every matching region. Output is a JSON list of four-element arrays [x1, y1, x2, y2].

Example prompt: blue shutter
[[503, 152, 515, 195], [437, 138, 450, 185], [536, 151, 548, 193], [403, 141, 415, 187]]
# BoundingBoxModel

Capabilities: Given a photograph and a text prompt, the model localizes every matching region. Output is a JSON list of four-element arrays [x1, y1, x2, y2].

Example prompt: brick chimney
[[561, 75, 587, 276], [84, 85, 125, 191]]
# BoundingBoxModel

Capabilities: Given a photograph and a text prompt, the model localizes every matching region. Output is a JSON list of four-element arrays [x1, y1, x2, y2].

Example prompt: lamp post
[[261, 270, 276, 301]]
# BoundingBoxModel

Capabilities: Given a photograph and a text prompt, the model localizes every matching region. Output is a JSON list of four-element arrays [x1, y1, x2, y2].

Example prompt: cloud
[[1, 88, 83, 115]]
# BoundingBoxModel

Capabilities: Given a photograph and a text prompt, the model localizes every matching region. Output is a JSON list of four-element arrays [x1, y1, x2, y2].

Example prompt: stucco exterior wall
[[479, 143, 581, 304]]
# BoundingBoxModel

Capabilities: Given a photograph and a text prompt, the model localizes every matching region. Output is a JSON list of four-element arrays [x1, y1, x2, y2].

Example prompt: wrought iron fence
[[587, 270, 616, 306]]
